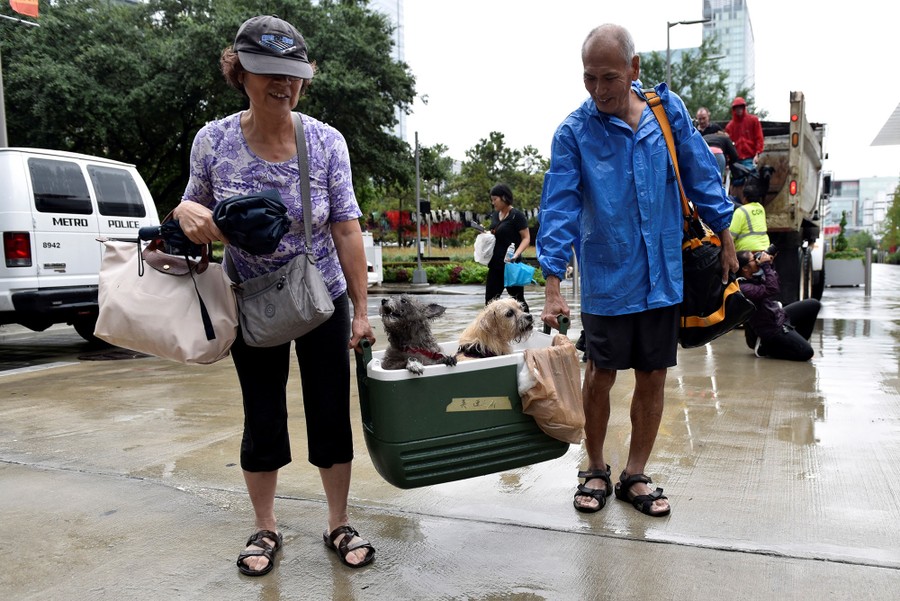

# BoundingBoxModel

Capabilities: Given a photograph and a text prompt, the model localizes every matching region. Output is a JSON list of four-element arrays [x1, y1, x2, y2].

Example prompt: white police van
[[0, 148, 160, 342]]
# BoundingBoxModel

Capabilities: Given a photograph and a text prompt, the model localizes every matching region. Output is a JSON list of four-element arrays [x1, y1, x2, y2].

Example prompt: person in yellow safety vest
[[730, 196, 770, 251]]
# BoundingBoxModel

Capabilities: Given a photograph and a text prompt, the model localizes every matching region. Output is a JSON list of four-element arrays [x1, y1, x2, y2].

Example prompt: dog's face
[[379, 294, 456, 373], [458, 298, 533, 357], [380, 294, 446, 340]]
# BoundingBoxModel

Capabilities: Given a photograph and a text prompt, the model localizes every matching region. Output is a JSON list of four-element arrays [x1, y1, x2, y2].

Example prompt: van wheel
[[73, 316, 107, 346]]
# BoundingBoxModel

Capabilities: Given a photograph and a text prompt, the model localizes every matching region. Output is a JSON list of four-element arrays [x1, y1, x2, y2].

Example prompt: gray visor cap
[[234, 15, 314, 79], [237, 50, 314, 79]]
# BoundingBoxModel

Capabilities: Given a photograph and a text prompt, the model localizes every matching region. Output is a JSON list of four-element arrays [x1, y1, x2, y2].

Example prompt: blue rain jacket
[[537, 83, 733, 316]]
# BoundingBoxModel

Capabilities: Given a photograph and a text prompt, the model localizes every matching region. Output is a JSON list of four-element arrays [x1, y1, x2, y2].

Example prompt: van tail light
[[4, 232, 33, 267], [790, 180, 798, 196]]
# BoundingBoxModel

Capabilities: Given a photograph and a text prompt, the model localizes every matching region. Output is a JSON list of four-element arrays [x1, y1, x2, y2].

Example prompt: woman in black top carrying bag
[[485, 183, 531, 311]]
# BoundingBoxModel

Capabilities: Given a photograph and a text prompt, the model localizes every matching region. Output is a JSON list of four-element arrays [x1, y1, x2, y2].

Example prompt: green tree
[[639, 35, 766, 121], [0, 0, 416, 215], [450, 131, 547, 213], [418, 143, 455, 197], [299, 0, 416, 200], [640, 37, 727, 115], [833, 211, 850, 252], [878, 180, 900, 252], [363, 141, 453, 246], [847, 230, 877, 251], [504, 145, 547, 215]]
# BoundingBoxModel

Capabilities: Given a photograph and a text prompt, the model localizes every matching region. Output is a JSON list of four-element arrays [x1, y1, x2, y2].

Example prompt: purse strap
[[643, 90, 697, 232], [291, 112, 314, 253]]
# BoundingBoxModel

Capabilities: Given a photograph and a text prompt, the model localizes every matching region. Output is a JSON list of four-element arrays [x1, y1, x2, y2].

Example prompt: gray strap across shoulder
[[291, 112, 313, 251]]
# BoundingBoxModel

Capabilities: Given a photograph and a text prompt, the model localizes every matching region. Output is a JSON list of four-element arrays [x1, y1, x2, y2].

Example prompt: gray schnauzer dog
[[379, 294, 458, 375]]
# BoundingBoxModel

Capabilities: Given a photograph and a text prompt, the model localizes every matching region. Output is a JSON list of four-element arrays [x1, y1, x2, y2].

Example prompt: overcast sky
[[402, 0, 900, 182]]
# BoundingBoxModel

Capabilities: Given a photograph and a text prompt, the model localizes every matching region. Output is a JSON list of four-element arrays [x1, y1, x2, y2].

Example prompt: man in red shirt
[[725, 96, 764, 170]]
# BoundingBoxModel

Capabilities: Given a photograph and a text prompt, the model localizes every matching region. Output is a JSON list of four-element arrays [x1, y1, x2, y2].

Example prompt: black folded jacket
[[212, 189, 291, 256]]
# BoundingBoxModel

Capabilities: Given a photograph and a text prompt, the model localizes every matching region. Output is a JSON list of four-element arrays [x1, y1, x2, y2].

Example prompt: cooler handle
[[542, 314, 570, 336], [359, 337, 373, 365]]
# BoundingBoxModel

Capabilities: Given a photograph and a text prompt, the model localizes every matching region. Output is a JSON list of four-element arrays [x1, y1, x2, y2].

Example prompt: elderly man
[[537, 23, 736, 517]]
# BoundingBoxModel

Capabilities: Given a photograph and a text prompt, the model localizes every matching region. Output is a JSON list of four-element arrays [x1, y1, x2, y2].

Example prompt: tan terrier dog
[[456, 298, 534, 360]]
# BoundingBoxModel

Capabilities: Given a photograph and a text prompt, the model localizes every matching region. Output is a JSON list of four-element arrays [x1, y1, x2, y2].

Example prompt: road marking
[[0, 361, 79, 377]]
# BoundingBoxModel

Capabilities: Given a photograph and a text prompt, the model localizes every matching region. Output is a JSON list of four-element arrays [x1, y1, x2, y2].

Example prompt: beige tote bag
[[95, 239, 238, 364]]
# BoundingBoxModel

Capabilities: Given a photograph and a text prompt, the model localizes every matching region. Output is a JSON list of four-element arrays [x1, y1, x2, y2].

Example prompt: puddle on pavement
[[78, 348, 152, 361]]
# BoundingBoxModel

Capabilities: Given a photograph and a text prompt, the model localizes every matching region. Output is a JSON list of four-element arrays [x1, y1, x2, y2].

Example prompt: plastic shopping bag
[[474, 232, 495, 265], [518, 334, 585, 444], [504, 261, 536, 287]]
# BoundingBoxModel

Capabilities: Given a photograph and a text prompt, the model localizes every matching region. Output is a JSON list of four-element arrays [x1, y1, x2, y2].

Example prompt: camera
[[753, 244, 778, 261]]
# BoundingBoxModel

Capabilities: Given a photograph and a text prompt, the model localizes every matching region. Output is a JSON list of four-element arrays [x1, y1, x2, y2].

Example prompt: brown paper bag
[[519, 334, 585, 444]]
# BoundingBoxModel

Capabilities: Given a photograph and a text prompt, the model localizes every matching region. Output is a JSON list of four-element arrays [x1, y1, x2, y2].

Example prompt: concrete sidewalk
[[2, 266, 900, 600]]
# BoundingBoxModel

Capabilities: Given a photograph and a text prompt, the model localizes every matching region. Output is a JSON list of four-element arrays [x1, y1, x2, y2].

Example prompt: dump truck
[[730, 91, 830, 304]]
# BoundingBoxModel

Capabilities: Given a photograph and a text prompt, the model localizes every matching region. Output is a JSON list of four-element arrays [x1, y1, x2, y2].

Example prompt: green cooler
[[355, 327, 571, 489]]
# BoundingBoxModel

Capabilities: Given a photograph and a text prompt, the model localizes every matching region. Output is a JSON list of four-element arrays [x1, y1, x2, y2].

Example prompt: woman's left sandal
[[323, 525, 376, 568]]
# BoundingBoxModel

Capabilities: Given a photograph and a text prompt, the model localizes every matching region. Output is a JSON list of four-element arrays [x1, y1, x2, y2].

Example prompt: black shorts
[[581, 305, 679, 371]]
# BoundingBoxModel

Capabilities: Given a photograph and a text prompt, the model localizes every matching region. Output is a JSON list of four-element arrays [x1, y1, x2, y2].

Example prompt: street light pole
[[412, 131, 427, 284], [666, 18, 711, 86]]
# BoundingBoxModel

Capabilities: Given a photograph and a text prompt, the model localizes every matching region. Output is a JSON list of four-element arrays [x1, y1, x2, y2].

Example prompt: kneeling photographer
[[737, 249, 821, 361]]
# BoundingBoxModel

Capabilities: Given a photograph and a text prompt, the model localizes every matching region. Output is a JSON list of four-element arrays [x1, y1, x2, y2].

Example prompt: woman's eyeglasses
[[257, 73, 302, 83]]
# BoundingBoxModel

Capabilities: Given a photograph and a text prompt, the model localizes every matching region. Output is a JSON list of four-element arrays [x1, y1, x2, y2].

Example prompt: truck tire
[[72, 315, 107, 346], [812, 262, 825, 300], [800, 246, 812, 300], [773, 245, 801, 306], [771, 232, 803, 306]]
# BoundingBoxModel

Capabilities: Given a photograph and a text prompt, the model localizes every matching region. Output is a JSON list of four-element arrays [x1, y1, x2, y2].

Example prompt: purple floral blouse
[[181, 111, 361, 299]]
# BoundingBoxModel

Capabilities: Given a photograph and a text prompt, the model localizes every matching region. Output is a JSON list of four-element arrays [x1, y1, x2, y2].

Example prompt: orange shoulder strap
[[644, 90, 693, 225]]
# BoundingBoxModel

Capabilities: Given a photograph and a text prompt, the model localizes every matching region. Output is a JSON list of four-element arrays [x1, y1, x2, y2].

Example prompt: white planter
[[824, 258, 865, 287]]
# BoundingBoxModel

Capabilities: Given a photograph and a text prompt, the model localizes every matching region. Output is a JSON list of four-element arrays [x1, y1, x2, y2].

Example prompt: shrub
[[824, 250, 865, 262], [424, 265, 451, 285], [825, 210, 864, 260], [833, 211, 849, 252], [379, 259, 548, 286], [377, 241, 546, 286], [384, 266, 410, 282], [458, 261, 489, 284]]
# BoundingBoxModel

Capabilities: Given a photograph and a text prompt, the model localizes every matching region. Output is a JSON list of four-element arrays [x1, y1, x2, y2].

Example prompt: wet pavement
[[2, 266, 900, 600]]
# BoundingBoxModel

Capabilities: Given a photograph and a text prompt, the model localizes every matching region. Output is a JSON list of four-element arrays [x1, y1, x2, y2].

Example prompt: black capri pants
[[230, 292, 353, 472]]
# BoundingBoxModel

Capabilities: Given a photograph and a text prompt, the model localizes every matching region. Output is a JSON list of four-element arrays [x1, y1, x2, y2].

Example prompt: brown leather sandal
[[323, 525, 376, 568], [236, 529, 283, 577]]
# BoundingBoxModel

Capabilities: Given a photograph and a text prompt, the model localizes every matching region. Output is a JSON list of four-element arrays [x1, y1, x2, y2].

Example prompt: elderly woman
[[173, 15, 376, 575]]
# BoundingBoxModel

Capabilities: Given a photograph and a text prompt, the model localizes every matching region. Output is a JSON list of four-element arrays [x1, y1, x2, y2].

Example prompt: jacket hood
[[732, 96, 747, 108]]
